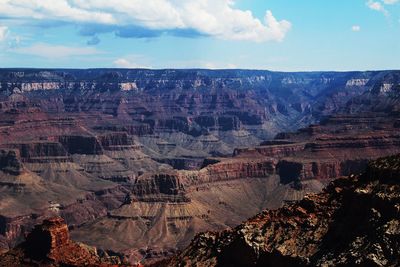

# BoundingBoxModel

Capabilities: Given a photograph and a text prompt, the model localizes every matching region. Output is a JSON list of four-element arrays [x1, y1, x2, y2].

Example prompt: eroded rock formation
[[0, 217, 126, 266]]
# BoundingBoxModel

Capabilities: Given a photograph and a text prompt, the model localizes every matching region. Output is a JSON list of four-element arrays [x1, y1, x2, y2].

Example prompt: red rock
[[0, 217, 129, 266]]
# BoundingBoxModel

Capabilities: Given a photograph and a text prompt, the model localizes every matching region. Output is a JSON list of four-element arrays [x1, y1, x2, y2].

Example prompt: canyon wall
[[0, 69, 399, 264]]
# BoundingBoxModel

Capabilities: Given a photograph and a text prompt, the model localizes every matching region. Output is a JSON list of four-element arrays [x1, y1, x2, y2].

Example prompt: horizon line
[[0, 67, 399, 73]]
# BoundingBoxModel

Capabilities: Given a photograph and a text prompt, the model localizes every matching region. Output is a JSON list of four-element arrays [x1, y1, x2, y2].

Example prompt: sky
[[0, 0, 399, 71]]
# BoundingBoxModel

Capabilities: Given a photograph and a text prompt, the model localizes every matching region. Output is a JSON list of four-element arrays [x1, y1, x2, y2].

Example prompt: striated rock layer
[[166, 154, 400, 266], [1, 69, 397, 159]]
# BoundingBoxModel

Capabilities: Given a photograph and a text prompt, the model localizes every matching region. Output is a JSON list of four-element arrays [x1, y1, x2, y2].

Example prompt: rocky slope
[[166, 154, 400, 266]]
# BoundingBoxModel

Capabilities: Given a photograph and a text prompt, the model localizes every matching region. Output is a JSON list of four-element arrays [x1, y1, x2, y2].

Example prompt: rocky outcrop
[[24, 217, 72, 260], [0, 217, 127, 266], [167, 155, 400, 266], [0, 184, 129, 250], [132, 174, 189, 202]]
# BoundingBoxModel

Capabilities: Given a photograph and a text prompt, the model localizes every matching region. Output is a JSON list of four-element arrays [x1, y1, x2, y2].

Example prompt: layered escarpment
[[168, 155, 400, 266], [2, 69, 396, 159], [234, 111, 400, 186], [1, 69, 398, 165]]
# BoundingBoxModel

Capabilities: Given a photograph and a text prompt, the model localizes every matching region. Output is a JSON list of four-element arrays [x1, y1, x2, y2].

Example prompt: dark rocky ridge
[[165, 154, 400, 266]]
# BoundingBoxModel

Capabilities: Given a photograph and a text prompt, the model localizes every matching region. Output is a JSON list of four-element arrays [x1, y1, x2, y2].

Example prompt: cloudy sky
[[0, 0, 399, 70]]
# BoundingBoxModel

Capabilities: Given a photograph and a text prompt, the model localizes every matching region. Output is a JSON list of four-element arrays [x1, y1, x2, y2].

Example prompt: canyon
[[0, 69, 399, 264]]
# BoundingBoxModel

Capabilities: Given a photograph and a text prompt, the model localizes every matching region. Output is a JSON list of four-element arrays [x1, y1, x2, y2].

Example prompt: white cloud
[[12, 43, 101, 58], [169, 2, 291, 42], [0, 0, 291, 42], [366, 0, 389, 15], [351, 25, 361, 32], [113, 58, 150, 68], [0, 26, 8, 42], [367, 1, 385, 11], [0, 0, 115, 24]]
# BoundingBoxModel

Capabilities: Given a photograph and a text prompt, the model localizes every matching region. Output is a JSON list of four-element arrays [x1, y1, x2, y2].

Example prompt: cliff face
[[168, 155, 400, 267], [131, 173, 189, 202]]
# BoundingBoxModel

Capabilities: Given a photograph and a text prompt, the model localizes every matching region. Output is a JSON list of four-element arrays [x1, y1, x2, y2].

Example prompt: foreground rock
[[166, 155, 400, 266], [0, 217, 131, 266]]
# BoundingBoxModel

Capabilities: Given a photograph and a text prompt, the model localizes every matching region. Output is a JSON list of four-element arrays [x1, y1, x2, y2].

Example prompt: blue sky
[[0, 0, 399, 71]]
